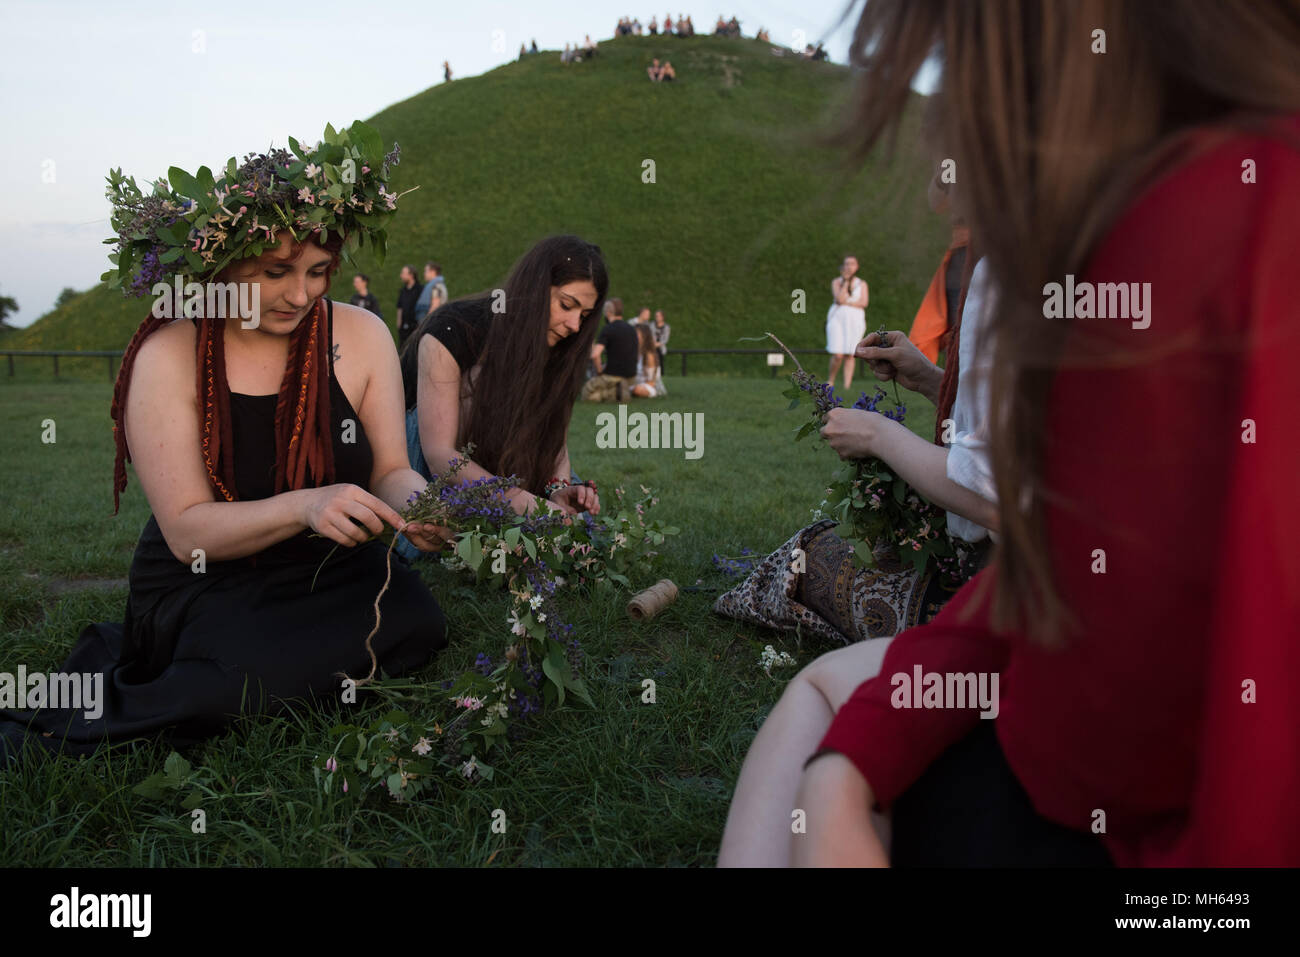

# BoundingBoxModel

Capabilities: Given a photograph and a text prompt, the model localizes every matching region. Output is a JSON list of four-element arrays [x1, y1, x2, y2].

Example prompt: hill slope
[[15, 36, 945, 356]]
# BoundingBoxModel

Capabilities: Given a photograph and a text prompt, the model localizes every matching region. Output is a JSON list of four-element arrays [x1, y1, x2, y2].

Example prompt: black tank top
[[227, 297, 374, 498]]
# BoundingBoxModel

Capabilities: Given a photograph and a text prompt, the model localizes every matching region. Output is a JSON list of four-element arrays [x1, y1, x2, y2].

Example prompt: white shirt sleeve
[[944, 259, 997, 543]]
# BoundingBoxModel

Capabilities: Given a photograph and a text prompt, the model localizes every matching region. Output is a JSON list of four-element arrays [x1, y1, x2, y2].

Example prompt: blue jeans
[[395, 408, 430, 562]]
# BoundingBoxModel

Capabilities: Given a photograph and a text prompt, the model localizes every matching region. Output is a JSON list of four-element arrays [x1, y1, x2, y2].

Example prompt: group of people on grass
[[394, 261, 449, 348], [562, 36, 598, 64], [581, 299, 670, 402], [646, 58, 677, 82], [2, 0, 1296, 868]]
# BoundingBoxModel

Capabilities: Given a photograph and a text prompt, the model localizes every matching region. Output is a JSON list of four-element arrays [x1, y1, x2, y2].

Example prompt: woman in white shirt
[[825, 255, 869, 391]]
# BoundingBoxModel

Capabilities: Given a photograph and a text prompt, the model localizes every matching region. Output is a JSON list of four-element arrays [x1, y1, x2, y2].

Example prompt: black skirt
[[891, 721, 1114, 867], [1, 518, 446, 764]]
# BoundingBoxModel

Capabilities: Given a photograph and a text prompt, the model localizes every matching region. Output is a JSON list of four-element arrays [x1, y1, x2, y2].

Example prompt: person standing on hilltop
[[443, 60, 453, 82], [825, 254, 868, 390]]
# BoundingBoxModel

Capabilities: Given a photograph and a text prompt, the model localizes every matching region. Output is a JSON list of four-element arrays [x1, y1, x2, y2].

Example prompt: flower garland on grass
[[768, 331, 977, 583], [320, 451, 679, 800]]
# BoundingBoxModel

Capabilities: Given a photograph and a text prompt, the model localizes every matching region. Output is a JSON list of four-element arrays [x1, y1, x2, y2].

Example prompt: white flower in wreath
[[460, 757, 479, 779], [304, 162, 322, 179], [508, 609, 528, 637], [529, 593, 544, 610]]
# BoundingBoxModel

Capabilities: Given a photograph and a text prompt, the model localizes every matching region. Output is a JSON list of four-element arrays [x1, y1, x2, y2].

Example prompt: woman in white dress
[[825, 255, 869, 390]]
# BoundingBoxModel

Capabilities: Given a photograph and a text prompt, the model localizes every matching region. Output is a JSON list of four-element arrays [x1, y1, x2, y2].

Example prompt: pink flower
[[342, 778, 349, 793], [325, 756, 338, 772]]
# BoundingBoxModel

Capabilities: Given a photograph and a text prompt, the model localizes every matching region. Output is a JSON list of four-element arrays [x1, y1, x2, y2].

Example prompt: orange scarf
[[908, 227, 969, 362]]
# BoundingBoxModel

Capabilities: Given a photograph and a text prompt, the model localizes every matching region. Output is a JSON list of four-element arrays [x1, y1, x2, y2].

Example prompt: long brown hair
[[636, 322, 658, 371], [400, 235, 608, 494], [834, 0, 1300, 641], [112, 234, 345, 512]]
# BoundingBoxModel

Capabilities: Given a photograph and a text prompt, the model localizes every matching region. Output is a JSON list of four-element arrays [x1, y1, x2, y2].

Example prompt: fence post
[[53, 354, 59, 378], [6, 355, 12, 377], [108, 356, 116, 382], [680, 353, 687, 377]]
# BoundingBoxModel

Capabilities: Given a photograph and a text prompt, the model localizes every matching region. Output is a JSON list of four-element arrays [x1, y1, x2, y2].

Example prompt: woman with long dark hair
[[631, 322, 667, 397], [1, 127, 451, 766], [722, 0, 1300, 867], [400, 235, 608, 521]]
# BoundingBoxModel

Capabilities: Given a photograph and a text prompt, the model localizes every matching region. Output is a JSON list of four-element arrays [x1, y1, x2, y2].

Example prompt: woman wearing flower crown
[[0, 123, 451, 765], [397, 234, 607, 556]]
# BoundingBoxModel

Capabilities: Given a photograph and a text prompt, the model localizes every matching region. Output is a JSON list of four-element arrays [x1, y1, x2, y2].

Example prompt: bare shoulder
[[132, 318, 197, 385], [418, 325, 460, 375], [331, 299, 396, 360]]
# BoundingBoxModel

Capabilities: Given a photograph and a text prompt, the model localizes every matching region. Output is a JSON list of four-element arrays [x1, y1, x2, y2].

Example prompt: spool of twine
[[627, 579, 678, 620]]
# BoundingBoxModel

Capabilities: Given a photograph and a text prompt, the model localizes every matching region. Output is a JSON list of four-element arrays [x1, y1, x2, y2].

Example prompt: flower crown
[[102, 120, 410, 296]]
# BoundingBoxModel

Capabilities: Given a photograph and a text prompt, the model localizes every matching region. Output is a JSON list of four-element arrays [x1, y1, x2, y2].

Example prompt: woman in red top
[[722, 0, 1300, 867]]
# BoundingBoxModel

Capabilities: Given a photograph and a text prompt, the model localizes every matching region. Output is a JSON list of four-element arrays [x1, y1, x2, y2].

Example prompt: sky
[[0, 0, 936, 327]]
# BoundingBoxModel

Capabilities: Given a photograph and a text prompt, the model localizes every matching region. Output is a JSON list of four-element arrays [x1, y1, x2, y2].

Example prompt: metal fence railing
[[2, 347, 829, 381], [2, 350, 123, 381], [671, 348, 825, 377]]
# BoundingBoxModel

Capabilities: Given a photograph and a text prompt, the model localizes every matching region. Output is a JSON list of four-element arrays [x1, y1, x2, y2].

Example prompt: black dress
[[0, 301, 447, 764]]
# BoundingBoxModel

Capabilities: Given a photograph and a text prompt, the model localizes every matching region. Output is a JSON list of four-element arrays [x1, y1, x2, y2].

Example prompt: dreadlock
[[111, 237, 342, 513]]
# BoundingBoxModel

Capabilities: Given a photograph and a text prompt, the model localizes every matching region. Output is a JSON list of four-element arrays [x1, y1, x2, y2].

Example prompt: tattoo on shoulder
[[331, 343, 341, 363]]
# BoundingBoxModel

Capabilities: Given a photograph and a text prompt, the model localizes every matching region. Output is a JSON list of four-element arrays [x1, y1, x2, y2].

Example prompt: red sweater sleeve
[[817, 114, 1300, 864]]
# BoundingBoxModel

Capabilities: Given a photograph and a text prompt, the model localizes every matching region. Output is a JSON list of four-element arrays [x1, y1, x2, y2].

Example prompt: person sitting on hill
[[583, 35, 597, 57], [583, 304, 639, 404], [648, 58, 664, 82], [631, 323, 667, 398], [400, 235, 606, 547], [660, 60, 677, 81]]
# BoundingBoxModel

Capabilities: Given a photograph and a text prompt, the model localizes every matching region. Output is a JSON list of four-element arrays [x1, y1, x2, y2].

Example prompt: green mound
[[15, 36, 944, 356]]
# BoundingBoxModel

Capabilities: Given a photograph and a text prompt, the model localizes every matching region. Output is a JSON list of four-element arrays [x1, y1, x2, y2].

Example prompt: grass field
[[0, 372, 935, 866]]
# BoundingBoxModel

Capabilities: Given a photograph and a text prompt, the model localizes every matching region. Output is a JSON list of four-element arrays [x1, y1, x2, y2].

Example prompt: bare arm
[[820, 409, 999, 531], [124, 321, 405, 563], [590, 342, 606, 373]]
